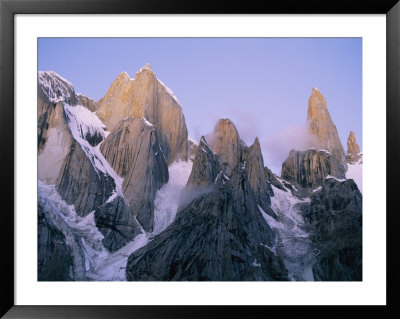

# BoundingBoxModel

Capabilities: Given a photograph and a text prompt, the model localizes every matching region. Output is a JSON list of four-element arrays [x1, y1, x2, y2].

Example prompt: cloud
[[261, 124, 318, 175]]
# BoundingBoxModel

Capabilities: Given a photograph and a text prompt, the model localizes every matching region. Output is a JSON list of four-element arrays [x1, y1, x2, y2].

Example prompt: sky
[[38, 38, 362, 174]]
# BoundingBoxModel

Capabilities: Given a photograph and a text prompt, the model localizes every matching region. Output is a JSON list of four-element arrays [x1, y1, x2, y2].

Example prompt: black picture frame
[[1, 0, 399, 318]]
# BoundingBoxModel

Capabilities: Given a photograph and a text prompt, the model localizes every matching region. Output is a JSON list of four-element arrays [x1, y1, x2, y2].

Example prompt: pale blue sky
[[38, 38, 362, 174]]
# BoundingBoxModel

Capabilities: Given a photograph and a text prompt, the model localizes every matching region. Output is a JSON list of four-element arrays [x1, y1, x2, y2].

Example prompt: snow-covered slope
[[38, 71, 75, 103], [346, 157, 362, 193], [152, 160, 193, 235], [39, 181, 151, 281], [260, 185, 317, 281]]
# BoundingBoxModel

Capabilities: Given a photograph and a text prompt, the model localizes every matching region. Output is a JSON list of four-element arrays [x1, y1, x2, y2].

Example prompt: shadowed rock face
[[243, 138, 277, 218], [346, 131, 362, 164], [101, 117, 169, 232], [187, 136, 220, 188], [209, 119, 244, 176], [281, 149, 344, 189], [56, 140, 115, 217], [307, 88, 347, 175], [304, 179, 362, 281], [264, 167, 285, 193], [96, 65, 188, 164], [126, 165, 288, 281], [38, 203, 74, 281], [94, 196, 143, 252], [38, 74, 115, 217]]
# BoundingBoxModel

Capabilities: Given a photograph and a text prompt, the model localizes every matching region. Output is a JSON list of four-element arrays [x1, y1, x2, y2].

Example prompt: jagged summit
[[136, 63, 153, 75], [209, 118, 242, 176], [96, 64, 188, 164], [38, 70, 77, 105], [307, 87, 347, 175], [347, 131, 360, 155]]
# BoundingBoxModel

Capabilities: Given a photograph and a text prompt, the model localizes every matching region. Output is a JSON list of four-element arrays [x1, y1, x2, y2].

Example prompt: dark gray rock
[[264, 166, 286, 193], [187, 136, 220, 188], [100, 117, 169, 232], [94, 196, 143, 252], [56, 140, 115, 217], [38, 203, 74, 281], [243, 137, 276, 218], [281, 149, 345, 189], [303, 179, 362, 281], [126, 165, 289, 281]]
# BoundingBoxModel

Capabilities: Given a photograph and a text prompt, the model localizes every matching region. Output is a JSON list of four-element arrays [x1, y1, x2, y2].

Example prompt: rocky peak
[[126, 163, 288, 281], [209, 118, 243, 176], [243, 137, 276, 218], [38, 71, 78, 105], [307, 87, 347, 174], [96, 65, 188, 164], [346, 131, 362, 164], [187, 136, 220, 188]]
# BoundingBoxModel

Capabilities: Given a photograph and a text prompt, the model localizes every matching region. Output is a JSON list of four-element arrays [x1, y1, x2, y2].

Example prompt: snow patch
[[38, 70, 74, 103], [152, 160, 193, 235], [261, 187, 317, 281], [63, 103, 124, 197], [86, 233, 150, 281], [325, 175, 346, 182], [143, 118, 154, 127], [312, 186, 322, 193], [346, 161, 363, 193], [157, 78, 181, 104]]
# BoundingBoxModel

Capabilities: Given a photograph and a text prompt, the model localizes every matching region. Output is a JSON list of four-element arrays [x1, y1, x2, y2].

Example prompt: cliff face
[[304, 179, 362, 280], [37, 96, 73, 185], [55, 139, 115, 217], [307, 88, 347, 175], [100, 117, 169, 232], [94, 196, 143, 252], [96, 64, 188, 164], [281, 149, 344, 189], [209, 119, 243, 176], [38, 202, 74, 281], [38, 72, 115, 217], [243, 138, 276, 218], [186, 136, 220, 188], [126, 165, 288, 281]]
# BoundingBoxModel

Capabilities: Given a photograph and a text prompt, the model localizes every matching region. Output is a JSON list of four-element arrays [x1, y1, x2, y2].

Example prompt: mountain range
[[37, 64, 362, 281]]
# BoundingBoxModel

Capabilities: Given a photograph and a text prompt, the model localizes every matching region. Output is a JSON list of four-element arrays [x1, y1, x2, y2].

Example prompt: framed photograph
[[1, 0, 399, 317]]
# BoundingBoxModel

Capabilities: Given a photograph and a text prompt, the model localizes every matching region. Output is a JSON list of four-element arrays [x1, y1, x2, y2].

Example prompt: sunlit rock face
[[346, 131, 362, 164], [208, 118, 244, 177], [307, 87, 347, 175], [96, 64, 188, 164], [281, 149, 345, 189]]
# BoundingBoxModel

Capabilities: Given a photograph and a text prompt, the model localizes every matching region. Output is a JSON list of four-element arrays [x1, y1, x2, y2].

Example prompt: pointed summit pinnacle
[[143, 63, 152, 70]]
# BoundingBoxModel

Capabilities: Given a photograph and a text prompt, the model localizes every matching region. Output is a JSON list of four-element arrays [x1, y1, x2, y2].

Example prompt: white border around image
[[15, 14, 386, 305]]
